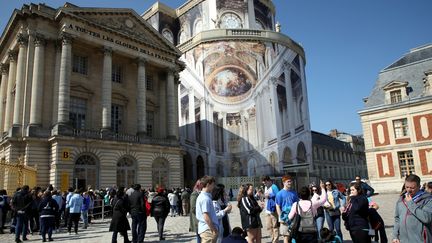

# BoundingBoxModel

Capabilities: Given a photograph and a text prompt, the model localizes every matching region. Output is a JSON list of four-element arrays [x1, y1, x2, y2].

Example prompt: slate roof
[[362, 44, 432, 108], [312, 131, 353, 152]]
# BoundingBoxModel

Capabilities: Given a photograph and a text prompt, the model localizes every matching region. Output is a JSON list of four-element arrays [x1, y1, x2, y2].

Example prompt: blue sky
[[1, 0, 431, 135]]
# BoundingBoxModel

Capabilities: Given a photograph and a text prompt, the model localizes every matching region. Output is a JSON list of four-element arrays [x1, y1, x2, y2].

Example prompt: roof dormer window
[[390, 90, 402, 104], [383, 80, 409, 105]]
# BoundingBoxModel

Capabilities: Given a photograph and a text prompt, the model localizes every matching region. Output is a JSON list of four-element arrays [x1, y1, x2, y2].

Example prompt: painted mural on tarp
[[192, 41, 266, 103]]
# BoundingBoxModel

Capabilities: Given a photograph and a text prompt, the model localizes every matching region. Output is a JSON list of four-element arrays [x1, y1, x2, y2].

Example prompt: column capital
[[282, 60, 291, 70], [0, 63, 9, 74], [59, 32, 73, 45], [8, 50, 18, 62], [167, 67, 176, 75], [103, 46, 112, 56], [17, 33, 28, 46], [34, 34, 46, 47], [270, 76, 278, 86], [136, 57, 147, 66]]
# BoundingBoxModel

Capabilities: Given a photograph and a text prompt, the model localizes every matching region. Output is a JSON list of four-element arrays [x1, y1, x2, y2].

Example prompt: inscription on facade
[[67, 24, 174, 62]]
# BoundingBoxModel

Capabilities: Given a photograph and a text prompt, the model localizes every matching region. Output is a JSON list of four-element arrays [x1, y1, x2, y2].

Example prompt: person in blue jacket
[[262, 176, 280, 243], [354, 176, 375, 197]]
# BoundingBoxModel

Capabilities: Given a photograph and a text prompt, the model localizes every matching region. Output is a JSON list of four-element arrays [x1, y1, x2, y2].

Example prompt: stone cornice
[[177, 29, 305, 61], [358, 95, 432, 116]]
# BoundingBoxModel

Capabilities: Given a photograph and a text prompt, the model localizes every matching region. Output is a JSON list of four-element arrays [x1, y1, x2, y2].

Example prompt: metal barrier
[[0, 157, 37, 195], [91, 198, 112, 222]]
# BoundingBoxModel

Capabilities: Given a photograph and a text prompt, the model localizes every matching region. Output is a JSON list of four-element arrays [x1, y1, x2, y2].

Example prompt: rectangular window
[[393, 118, 409, 138], [398, 151, 415, 177], [112, 65, 122, 83], [111, 104, 123, 133], [146, 75, 153, 91], [390, 90, 402, 104], [146, 111, 154, 137], [72, 55, 88, 75], [69, 97, 87, 129]]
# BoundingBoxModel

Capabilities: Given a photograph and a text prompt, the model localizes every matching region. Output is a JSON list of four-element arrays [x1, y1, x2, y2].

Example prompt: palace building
[[0, 0, 364, 191], [0, 2, 184, 191], [144, 0, 322, 188], [359, 44, 432, 192]]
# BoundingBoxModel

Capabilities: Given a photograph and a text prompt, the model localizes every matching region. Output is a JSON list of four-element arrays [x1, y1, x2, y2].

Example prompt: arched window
[[74, 154, 98, 190], [152, 158, 169, 188], [179, 29, 188, 44], [220, 12, 242, 29], [269, 152, 278, 175], [162, 28, 174, 43], [283, 147, 292, 164], [297, 142, 306, 163], [194, 19, 203, 36], [116, 157, 136, 188], [216, 161, 224, 177]]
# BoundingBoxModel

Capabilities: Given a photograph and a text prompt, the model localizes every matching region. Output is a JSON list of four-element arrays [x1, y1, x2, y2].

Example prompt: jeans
[[131, 213, 146, 243], [324, 211, 343, 242], [15, 213, 28, 240], [40, 217, 54, 240], [81, 210, 88, 228], [154, 216, 166, 239], [315, 216, 325, 239], [170, 205, 177, 216]]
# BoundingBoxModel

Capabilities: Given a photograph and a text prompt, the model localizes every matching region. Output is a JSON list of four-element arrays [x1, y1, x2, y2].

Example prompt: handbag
[[287, 202, 301, 241]]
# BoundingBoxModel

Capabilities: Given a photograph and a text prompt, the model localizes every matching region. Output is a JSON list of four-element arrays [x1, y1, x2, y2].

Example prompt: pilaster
[[101, 47, 112, 132], [137, 57, 147, 138]]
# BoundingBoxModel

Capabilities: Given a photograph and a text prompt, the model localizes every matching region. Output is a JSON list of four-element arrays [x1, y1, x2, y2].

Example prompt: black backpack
[[297, 200, 317, 233]]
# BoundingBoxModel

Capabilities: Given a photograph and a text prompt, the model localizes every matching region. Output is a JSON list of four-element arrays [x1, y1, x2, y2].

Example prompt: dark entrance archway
[[183, 152, 193, 187], [196, 155, 205, 179]]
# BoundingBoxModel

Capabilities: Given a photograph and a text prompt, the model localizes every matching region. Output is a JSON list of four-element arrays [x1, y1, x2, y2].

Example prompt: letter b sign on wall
[[61, 148, 71, 161]]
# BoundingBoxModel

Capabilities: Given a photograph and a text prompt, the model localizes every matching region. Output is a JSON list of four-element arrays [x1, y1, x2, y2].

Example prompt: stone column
[[101, 47, 112, 131], [269, 77, 281, 139], [13, 34, 28, 128], [199, 98, 206, 145], [188, 88, 196, 141], [4, 51, 17, 132], [174, 76, 180, 138], [166, 69, 176, 138], [0, 64, 9, 132], [136, 58, 147, 137], [29, 35, 46, 126], [208, 103, 215, 151], [51, 43, 62, 124], [222, 112, 228, 152], [57, 34, 72, 125], [283, 64, 295, 133], [247, 0, 256, 28], [299, 57, 310, 131]]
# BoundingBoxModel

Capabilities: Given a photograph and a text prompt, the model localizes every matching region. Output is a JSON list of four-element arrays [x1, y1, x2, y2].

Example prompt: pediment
[[59, 7, 180, 56], [383, 80, 408, 91]]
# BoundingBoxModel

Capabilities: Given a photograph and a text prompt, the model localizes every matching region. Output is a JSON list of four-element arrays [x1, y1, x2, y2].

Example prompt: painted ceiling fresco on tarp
[[194, 41, 266, 103]]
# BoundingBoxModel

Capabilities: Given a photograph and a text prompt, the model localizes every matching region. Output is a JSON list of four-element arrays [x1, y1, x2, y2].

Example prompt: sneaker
[[15, 239, 22, 243], [48, 238, 54, 241], [42, 239, 46, 242]]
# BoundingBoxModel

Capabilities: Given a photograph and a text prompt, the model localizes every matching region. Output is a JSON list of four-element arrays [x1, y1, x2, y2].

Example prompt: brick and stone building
[[359, 44, 432, 192]]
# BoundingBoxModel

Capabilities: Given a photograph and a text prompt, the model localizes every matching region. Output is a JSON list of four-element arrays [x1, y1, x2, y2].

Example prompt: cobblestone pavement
[[0, 193, 399, 242]]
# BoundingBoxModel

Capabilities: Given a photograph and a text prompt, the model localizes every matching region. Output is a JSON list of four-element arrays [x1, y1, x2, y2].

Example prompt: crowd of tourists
[[0, 174, 431, 243], [191, 174, 431, 243]]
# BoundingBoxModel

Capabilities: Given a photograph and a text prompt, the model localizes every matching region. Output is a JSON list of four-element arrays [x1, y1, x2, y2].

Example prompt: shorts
[[280, 222, 290, 236]]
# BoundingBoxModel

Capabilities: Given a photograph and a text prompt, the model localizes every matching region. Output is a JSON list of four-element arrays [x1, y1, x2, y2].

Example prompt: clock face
[[221, 13, 241, 29]]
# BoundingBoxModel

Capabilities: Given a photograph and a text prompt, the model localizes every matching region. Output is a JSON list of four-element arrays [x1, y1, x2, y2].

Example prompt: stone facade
[[359, 44, 432, 192], [0, 3, 184, 191]]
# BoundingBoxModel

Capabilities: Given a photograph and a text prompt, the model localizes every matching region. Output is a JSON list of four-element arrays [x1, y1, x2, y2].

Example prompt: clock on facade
[[220, 13, 242, 29]]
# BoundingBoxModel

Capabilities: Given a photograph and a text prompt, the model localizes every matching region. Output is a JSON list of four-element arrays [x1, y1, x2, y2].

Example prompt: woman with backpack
[[38, 190, 59, 242], [323, 180, 346, 242], [288, 181, 327, 242], [238, 184, 264, 243], [342, 183, 371, 243], [150, 187, 170, 241]]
